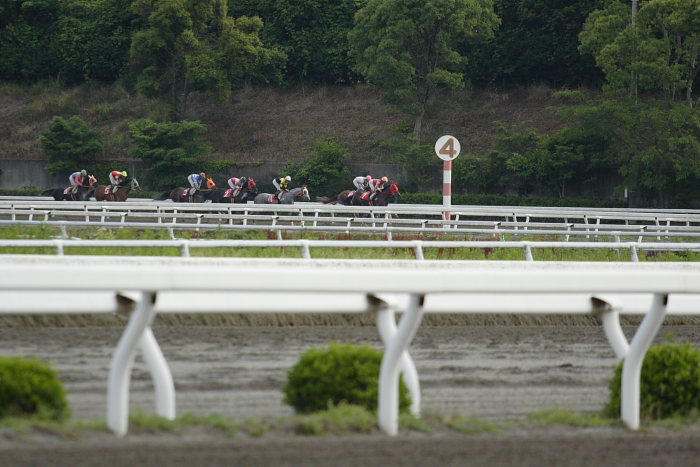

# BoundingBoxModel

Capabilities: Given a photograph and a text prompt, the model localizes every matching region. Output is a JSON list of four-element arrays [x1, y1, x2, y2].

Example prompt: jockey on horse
[[227, 176, 248, 199], [272, 175, 292, 202], [187, 172, 207, 196], [108, 170, 128, 194], [69, 170, 88, 194]]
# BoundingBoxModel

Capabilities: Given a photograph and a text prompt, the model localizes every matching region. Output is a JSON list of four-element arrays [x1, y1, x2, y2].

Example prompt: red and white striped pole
[[443, 160, 452, 221], [435, 135, 461, 224]]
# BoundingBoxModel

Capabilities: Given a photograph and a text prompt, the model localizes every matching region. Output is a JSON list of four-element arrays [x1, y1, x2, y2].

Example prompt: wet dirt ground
[[2, 323, 700, 466]]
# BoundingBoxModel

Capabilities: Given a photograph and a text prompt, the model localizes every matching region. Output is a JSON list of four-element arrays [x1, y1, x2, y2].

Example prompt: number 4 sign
[[434, 135, 461, 161]]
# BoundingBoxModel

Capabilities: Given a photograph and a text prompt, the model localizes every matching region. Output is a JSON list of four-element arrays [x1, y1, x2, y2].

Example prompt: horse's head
[[206, 178, 216, 189], [388, 183, 400, 196], [300, 185, 310, 201], [130, 177, 141, 191], [87, 175, 98, 187], [246, 178, 257, 192]]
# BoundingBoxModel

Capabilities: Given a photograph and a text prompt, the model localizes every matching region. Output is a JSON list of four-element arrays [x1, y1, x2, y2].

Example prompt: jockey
[[69, 170, 87, 194], [109, 170, 127, 192], [227, 176, 247, 197], [188, 172, 206, 194], [368, 176, 389, 200], [351, 175, 372, 204], [272, 175, 291, 201]]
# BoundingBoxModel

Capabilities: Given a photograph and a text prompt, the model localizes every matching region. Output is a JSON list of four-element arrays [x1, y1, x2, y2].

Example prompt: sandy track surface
[[1, 324, 700, 466]]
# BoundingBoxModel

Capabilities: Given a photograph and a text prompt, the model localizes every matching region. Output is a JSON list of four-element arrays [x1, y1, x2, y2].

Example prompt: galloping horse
[[209, 178, 258, 203], [317, 183, 400, 207], [42, 175, 97, 201], [94, 177, 141, 202], [254, 186, 310, 204], [153, 178, 217, 203], [316, 190, 354, 205]]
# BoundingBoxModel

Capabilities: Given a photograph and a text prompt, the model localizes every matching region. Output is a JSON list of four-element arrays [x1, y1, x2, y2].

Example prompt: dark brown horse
[[209, 178, 258, 203], [94, 177, 141, 202], [316, 190, 354, 205], [317, 183, 400, 207], [42, 175, 97, 201], [153, 178, 217, 203]]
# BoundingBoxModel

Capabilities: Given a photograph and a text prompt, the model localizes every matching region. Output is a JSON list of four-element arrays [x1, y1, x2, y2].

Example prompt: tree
[[348, 0, 499, 140], [579, 0, 700, 105], [284, 139, 352, 196], [129, 119, 212, 189], [130, 0, 286, 120], [40, 115, 103, 175]]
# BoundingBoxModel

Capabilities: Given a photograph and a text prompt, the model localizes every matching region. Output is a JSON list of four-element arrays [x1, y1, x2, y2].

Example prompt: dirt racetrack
[[2, 323, 700, 466]]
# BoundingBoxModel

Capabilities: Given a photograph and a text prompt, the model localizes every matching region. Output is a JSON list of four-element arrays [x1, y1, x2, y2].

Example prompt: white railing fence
[[2, 238, 700, 261], [2, 255, 700, 436]]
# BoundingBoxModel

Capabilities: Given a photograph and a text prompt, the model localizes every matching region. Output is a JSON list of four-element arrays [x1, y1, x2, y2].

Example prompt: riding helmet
[[80, 169, 87, 176], [241, 177, 247, 183], [285, 176, 291, 182], [121, 171, 128, 177], [381, 176, 388, 182], [200, 172, 206, 178]]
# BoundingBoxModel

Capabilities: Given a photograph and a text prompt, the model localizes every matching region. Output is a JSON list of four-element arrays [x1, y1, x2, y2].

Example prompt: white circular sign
[[434, 135, 461, 161]]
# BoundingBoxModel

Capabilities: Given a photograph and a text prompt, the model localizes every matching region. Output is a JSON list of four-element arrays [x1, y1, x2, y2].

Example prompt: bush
[[283, 342, 411, 414], [0, 356, 69, 421], [604, 342, 700, 420], [41, 115, 103, 176]]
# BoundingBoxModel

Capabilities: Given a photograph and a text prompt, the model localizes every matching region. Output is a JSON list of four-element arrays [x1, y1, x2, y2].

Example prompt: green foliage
[[605, 341, 700, 420], [293, 404, 377, 435], [283, 342, 411, 414], [461, 0, 605, 88], [397, 192, 626, 208], [130, 0, 285, 119], [40, 115, 103, 175], [129, 118, 212, 190], [284, 139, 352, 196], [579, 0, 700, 105], [349, 0, 499, 139], [253, 0, 361, 84], [0, 356, 69, 421]]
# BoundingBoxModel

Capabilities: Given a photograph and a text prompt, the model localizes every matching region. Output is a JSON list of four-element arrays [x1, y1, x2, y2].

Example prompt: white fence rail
[[3, 238, 700, 261], [2, 255, 700, 436], [4, 200, 700, 241]]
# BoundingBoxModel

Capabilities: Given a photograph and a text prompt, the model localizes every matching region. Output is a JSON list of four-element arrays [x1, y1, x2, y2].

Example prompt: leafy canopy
[[130, 0, 286, 119], [349, 0, 499, 139], [41, 115, 103, 176], [129, 118, 212, 189]]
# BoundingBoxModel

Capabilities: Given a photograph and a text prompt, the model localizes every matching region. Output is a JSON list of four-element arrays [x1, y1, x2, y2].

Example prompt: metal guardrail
[[3, 238, 700, 261], [3, 255, 700, 436]]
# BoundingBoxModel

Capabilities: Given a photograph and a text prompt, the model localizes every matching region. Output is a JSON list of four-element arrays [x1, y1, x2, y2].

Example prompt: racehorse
[[93, 177, 141, 202], [153, 178, 217, 203], [209, 178, 258, 203], [316, 190, 354, 205], [254, 186, 310, 204], [42, 175, 97, 201], [317, 183, 400, 207]]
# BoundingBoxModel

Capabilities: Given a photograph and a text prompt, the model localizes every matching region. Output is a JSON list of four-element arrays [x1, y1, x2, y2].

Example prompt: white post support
[[181, 241, 190, 257], [443, 159, 452, 222], [108, 291, 158, 437], [376, 304, 421, 417], [592, 296, 629, 361], [413, 241, 424, 261], [300, 239, 311, 259], [378, 294, 425, 435], [630, 244, 639, 262], [139, 327, 175, 419], [621, 293, 668, 430], [54, 239, 64, 256], [524, 243, 534, 261]]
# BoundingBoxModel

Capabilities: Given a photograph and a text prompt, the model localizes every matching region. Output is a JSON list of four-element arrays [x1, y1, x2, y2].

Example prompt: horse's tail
[[153, 191, 171, 201]]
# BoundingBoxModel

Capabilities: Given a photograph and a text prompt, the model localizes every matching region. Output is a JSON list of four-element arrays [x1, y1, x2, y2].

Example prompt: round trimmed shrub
[[283, 342, 411, 414], [0, 356, 70, 421], [604, 342, 700, 420]]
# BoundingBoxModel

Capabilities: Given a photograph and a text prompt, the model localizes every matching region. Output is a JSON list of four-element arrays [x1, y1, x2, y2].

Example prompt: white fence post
[[621, 293, 668, 430]]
